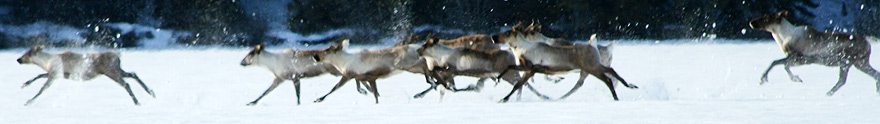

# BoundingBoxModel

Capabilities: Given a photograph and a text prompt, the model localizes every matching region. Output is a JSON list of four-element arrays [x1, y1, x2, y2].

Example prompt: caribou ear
[[529, 20, 536, 28], [254, 42, 266, 54], [431, 38, 440, 46], [589, 34, 599, 46], [33, 45, 44, 51], [257, 42, 266, 50], [778, 10, 789, 16], [512, 22, 524, 31], [341, 39, 350, 49]]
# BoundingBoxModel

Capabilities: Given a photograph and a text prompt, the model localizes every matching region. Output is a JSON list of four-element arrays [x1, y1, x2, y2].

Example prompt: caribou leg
[[853, 61, 880, 94], [356, 80, 369, 95], [558, 72, 589, 100], [314, 76, 352, 103], [783, 64, 803, 82], [445, 75, 480, 92], [544, 75, 565, 83], [500, 71, 536, 103], [596, 72, 621, 101], [292, 76, 302, 105], [760, 58, 789, 84], [414, 69, 453, 98], [367, 79, 380, 104], [124, 72, 155, 97], [248, 78, 284, 106], [413, 81, 439, 99], [500, 72, 551, 100], [827, 65, 851, 96], [108, 73, 141, 105], [24, 77, 56, 106], [605, 67, 638, 89], [22, 73, 47, 88], [497, 65, 528, 79], [473, 78, 488, 92]]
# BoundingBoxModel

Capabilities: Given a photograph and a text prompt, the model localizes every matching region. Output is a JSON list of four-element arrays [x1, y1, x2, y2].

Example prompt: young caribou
[[414, 38, 551, 99], [749, 11, 880, 95], [16, 46, 155, 105], [493, 27, 638, 102]]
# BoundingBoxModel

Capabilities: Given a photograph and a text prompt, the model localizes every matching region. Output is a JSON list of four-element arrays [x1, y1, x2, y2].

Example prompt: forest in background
[[0, 0, 878, 48]]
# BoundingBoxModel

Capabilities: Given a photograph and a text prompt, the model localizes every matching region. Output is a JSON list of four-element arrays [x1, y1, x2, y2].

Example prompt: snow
[[1, 40, 879, 123]]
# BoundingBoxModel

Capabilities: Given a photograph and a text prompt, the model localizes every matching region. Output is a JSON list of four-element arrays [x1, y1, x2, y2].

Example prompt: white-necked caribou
[[241, 43, 357, 105], [17, 46, 155, 105], [749, 11, 880, 95], [493, 25, 638, 102]]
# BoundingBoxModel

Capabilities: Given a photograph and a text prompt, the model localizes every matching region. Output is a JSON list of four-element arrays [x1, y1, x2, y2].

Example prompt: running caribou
[[16, 46, 155, 105], [749, 11, 880, 95], [414, 38, 551, 99], [241, 43, 360, 105], [493, 24, 638, 102], [309, 40, 432, 103]]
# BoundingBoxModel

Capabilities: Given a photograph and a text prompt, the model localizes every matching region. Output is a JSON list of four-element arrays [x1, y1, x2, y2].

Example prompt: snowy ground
[[1, 41, 879, 123]]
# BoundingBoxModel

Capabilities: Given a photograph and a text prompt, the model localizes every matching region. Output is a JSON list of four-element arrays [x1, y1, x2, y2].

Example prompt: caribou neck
[[506, 35, 539, 58], [767, 19, 806, 52], [256, 51, 293, 77], [31, 52, 61, 72], [424, 44, 457, 65], [323, 52, 356, 72]]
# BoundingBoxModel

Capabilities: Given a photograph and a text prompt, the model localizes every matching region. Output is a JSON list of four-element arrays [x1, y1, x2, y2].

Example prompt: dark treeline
[[0, 0, 878, 48]]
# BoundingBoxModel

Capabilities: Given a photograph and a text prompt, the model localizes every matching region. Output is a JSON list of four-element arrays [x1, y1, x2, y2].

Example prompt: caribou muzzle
[[240, 59, 251, 66]]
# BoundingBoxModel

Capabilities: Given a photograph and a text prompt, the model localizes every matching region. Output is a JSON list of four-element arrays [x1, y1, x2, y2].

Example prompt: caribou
[[520, 23, 619, 83], [16, 46, 155, 105], [241, 42, 369, 105], [493, 25, 638, 102], [414, 38, 551, 99], [749, 11, 880, 95], [309, 40, 427, 103]]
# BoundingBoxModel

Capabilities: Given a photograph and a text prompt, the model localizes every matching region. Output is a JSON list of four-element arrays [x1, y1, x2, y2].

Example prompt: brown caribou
[[17, 46, 155, 105], [749, 11, 880, 95], [414, 38, 551, 99], [241, 43, 374, 105], [309, 40, 431, 103], [493, 25, 638, 102]]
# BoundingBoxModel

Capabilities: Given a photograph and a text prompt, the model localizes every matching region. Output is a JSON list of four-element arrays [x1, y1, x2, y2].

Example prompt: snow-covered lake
[[2, 41, 878, 123]]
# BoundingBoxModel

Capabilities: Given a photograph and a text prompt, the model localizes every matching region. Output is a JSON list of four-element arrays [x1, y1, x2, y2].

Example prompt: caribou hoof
[[357, 89, 368, 95], [498, 98, 509, 103], [147, 90, 156, 98], [413, 94, 425, 99], [760, 78, 769, 85], [826, 91, 836, 96], [791, 76, 803, 83], [314, 98, 325, 103], [246, 102, 257, 106]]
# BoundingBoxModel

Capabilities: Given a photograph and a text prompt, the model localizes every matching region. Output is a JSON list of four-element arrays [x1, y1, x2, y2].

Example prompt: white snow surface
[[1, 41, 879, 123]]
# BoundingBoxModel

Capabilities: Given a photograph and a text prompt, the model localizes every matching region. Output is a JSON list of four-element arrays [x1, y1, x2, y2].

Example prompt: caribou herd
[[15, 11, 880, 106]]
